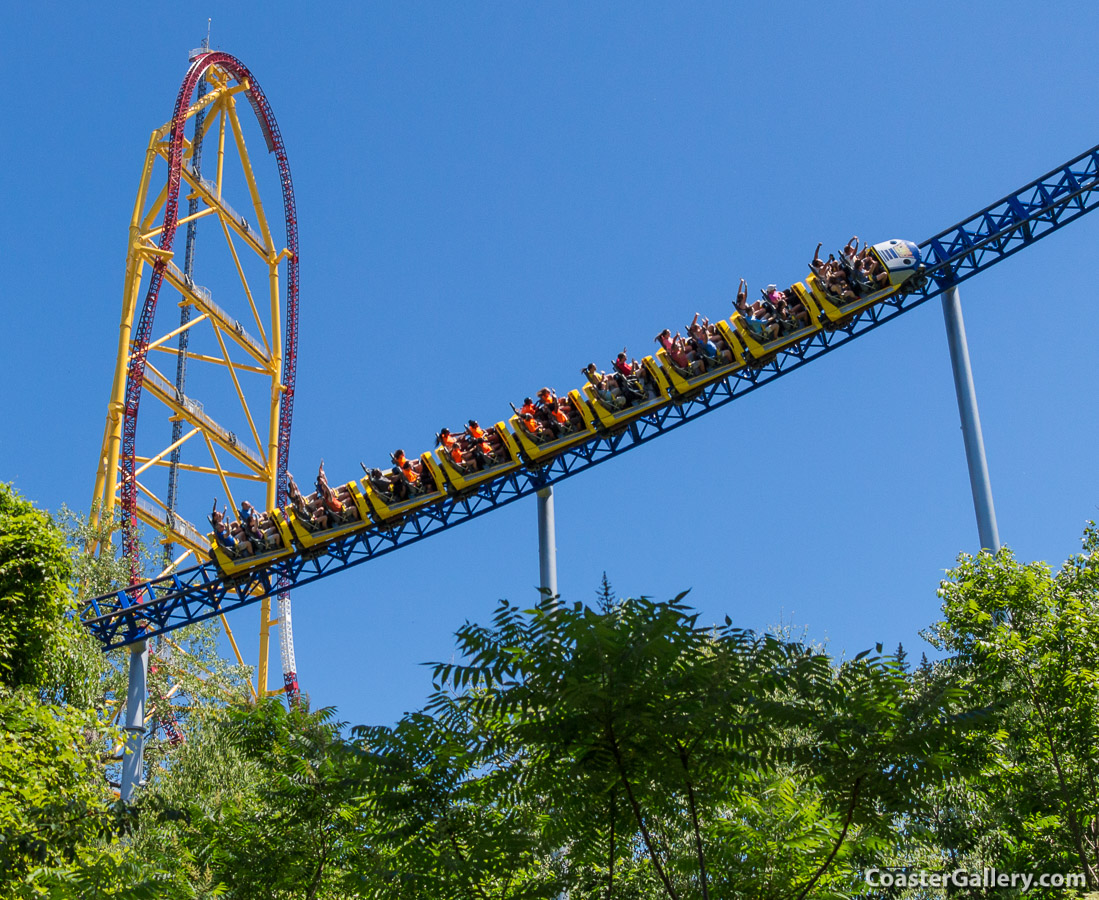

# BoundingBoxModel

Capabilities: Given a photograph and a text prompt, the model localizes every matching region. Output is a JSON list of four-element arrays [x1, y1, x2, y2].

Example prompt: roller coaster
[[84, 50, 1099, 688]]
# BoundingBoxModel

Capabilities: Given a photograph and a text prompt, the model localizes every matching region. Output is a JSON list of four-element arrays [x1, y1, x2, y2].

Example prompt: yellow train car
[[509, 390, 598, 463], [286, 481, 372, 549], [804, 275, 895, 328], [208, 509, 296, 576], [731, 289, 823, 363], [656, 320, 746, 397], [360, 452, 448, 522], [581, 357, 672, 429], [435, 423, 523, 492], [808, 238, 925, 327]]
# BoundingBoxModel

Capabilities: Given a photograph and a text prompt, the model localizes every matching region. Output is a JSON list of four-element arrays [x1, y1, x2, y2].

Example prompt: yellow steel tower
[[91, 51, 300, 700]]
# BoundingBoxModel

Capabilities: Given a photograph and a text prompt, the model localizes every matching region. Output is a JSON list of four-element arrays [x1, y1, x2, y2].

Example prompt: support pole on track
[[537, 487, 558, 601], [119, 641, 148, 802], [941, 285, 1001, 552]]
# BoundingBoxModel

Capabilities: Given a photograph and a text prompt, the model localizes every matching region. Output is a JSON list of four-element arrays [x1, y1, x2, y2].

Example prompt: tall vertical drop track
[[90, 52, 300, 699]]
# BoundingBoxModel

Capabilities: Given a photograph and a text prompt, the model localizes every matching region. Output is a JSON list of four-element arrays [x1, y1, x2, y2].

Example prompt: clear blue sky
[[3, 2, 1099, 726]]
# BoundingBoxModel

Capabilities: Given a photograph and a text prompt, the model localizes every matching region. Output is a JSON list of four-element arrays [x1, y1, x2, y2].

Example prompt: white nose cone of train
[[871, 238, 923, 286]]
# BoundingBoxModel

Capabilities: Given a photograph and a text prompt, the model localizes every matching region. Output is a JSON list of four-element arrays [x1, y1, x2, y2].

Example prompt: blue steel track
[[81, 140, 1099, 651]]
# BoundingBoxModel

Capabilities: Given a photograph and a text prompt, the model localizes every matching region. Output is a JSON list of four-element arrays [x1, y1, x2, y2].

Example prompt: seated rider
[[582, 363, 624, 411], [766, 292, 801, 335], [810, 242, 826, 278], [842, 235, 860, 267], [321, 480, 344, 525], [734, 279, 779, 342], [614, 350, 651, 394], [400, 459, 425, 496], [654, 329, 693, 375], [439, 427, 476, 474], [391, 449, 408, 476], [687, 314, 723, 369], [239, 500, 267, 547], [211, 500, 253, 556], [311, 502, 332, 531], [362, 463, 399, 503], [466, 419, 502, 468], [613, 368, 645, 406], [537, 388, 573, 436], [517, 410, 550, 443], [287, 473, 309, 518]]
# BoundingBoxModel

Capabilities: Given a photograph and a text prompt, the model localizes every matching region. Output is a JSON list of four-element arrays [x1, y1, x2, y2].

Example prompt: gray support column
[[537, 487, 558, 600], [119, 640, 148, 802], [941, 285, 1001, 552]]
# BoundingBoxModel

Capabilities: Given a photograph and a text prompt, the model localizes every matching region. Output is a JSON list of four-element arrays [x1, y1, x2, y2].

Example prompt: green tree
[[0, 485, 193, 897], [926, 527, 1099, 892], [162, 700, 377, 899], [0, 483, 79, 692], [430, 592, 976, 899]]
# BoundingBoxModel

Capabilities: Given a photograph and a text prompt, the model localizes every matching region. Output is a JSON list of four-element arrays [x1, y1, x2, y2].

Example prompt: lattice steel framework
[[82, 137, 1099, 651], [89, 52, 300, 695]]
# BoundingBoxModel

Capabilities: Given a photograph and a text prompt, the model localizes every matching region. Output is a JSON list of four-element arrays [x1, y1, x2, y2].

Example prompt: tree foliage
[[10, 478, 1099, 898], [925, 525, 1099, 893], [0, 483, 75, 691]]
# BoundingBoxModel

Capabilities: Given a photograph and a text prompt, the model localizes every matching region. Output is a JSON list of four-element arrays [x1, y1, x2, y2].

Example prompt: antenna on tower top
[[188, 20, 213, 61]]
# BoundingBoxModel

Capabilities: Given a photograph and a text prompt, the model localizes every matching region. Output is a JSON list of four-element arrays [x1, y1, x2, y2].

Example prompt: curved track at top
[[119, 51, 300, 575], [83, 132, 1099, 651]]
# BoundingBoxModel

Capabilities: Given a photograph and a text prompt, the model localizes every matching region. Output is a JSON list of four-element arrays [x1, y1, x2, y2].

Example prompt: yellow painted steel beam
[[96, 67, 288, 704], [140, 361, 265, 475], [131, 504, 207, 559], [132, 458, 266, 482], [202, 433, 240, 521], [140, 180, 170, 234], [142, 313, 208, 356], [167, 154, 270, 260], [210, 321, 267, 467], [226, 100, 275, 253], [159, 546, 198, 577], [94, 131, 164, 530], [217, 215, 270, 355], [134, 478, 170, 516], [133, 426, 201, 478], [156, 256, 270, 366], [216, 97, 227, 200], [149, 345, 270, 376], [151, 77, 235, 142], [143, 204, 216, 240]]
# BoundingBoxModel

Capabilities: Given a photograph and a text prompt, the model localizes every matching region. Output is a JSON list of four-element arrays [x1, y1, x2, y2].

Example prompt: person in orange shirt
[[518, 411, 548, 443], [465, 419, 501, 469], [537, 388, 572, 437], [400, 460, 421, 494], [439, 427, 475, 474]]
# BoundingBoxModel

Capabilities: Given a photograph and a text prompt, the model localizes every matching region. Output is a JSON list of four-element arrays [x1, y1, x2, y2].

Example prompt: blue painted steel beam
[[81, 139, 1099, 650]]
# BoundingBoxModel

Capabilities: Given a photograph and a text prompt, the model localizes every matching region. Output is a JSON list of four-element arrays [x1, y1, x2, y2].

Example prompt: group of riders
[[213, 236, 893, 557]]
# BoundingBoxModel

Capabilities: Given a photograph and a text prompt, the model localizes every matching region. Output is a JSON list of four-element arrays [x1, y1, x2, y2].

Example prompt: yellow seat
[[435, 423, 523, 491], [804, 274, 899, 327], [510, 391, 598, 463], [287, 481, 372, 548], [581, 357, 672, 429], [657, 321, 746, 397], [361, 453, 448, 522], [730, 287, 823, 363]]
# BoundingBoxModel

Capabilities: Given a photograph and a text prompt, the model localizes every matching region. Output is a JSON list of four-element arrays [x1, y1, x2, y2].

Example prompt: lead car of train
[[208, 239, 925, 575]]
